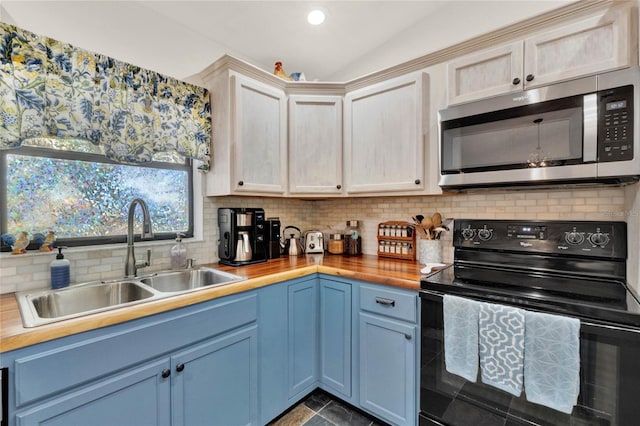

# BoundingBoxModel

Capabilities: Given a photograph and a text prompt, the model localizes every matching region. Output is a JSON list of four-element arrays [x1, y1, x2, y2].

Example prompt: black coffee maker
[[218, 208, 267, 266]]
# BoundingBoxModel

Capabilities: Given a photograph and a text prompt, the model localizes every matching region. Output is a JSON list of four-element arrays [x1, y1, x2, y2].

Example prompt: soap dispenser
[[50, 246, 70, 289], [171, 233, 187, 269]]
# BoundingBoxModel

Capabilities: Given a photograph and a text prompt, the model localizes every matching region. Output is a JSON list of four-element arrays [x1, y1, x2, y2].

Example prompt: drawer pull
[[161, 369, 171, 379], [405, 333, 412, 340], [375, 297, 396, 307], [176, 363, 185, 372]]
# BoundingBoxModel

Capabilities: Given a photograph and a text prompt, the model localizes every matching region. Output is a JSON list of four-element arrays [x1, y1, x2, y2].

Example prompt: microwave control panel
[[598, 84, 634, 162]]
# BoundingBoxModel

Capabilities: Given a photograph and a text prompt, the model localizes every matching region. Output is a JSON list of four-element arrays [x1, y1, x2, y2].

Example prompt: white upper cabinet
[[204, 72, 287, 196], [232, 75, 287, 194], [447, 5, 635, 105], [447, 42, 524, 105], [344, 73, 429, 195], [524, 6, 633, 89], [288, 95, 343, 196]]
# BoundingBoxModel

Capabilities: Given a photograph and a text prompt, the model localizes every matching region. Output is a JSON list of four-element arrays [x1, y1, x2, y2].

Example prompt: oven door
[[419, 291, 640, 426]]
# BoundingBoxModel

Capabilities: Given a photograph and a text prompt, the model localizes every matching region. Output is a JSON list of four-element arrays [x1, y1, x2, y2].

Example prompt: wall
[[1, 186, 629, 294], [625, 182, 640, 294], [0, 195, 315, 294]]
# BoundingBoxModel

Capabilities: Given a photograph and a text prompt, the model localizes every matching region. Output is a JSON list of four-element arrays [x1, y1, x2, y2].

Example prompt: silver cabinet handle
[[375, 297, 395, 307]]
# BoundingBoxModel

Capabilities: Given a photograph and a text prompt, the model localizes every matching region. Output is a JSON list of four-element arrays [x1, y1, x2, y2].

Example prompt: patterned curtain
[[0, 23, 211, 171]]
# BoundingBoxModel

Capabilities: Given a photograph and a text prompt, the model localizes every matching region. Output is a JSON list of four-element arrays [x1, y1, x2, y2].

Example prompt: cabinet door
[[344, 73, 428, 194], [289, 95, 343, 195], [16, 359, 171, 426], [257, 283, 289, 424], [524, 6, 633, 89], [359, 312, 416, 426], [319, 279, 352, 398], [232, 74, 287, 194], [172, 325, 258, 426], [288, 280, 319, 399], [447, 41, 524, 105]]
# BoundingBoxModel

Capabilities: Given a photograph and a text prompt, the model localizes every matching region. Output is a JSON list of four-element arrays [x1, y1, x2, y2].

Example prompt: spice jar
[[345, 220, 362, 256], [328, 233, 345, 255]]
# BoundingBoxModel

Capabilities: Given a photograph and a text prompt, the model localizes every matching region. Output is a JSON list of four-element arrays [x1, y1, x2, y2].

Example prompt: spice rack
[[377, 221, 416, 260]]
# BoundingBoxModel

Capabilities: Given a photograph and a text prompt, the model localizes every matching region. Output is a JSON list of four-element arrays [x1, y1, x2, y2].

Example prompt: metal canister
[[328, 233, 345, 255], [344, 220, 362, 256]]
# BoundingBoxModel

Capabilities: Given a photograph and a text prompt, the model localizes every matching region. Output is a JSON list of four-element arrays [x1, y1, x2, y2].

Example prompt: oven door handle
[[580, 319, 640, 336]]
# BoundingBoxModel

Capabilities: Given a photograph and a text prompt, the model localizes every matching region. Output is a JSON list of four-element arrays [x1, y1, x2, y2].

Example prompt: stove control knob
[[461, 227, 476, 240], [589, 232, 610, 247], [477, 227, 493, 241], [565, 231, 584, 245]]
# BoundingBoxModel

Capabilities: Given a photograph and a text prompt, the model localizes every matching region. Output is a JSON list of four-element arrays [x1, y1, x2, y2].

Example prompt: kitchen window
[[0, 139, 193, 250]]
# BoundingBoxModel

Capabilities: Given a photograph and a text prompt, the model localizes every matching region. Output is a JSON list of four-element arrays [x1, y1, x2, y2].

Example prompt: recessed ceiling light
[[307, 9, 326, 25]]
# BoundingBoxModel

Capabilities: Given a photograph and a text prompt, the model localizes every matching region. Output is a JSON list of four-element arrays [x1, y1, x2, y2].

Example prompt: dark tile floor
[[269, 389, 386, 426]]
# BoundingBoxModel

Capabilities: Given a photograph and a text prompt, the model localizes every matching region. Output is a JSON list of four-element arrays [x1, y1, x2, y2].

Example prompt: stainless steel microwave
[[439, 67, 640, 189]]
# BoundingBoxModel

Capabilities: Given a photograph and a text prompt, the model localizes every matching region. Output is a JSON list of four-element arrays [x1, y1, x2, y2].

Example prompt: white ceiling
[[0, 1, 574, 83]]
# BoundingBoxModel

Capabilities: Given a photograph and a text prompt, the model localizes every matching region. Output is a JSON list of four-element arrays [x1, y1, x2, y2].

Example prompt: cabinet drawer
[[360, 285, 416, 323]]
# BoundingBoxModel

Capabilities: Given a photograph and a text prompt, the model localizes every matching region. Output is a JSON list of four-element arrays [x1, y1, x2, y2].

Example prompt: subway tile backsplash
[[0, 186, 630, 294]]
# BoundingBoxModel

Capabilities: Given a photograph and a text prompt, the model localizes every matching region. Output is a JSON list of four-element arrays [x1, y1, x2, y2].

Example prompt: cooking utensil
[[421, 217, 433, 239], [431, 213, 442, 228]]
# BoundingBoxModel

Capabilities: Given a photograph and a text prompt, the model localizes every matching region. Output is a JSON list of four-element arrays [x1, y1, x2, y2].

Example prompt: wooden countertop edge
[[317, 266, 420, 291], [1, 259, 423, 352]]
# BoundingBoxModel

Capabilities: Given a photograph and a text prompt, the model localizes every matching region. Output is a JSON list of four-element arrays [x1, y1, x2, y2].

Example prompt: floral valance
[[0, 23, 211, 171]]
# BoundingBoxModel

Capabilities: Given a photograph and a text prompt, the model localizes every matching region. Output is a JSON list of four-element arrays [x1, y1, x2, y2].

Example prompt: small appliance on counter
[[265, 218, 281, 259], [281, 225, 304, 256], [218, 208, 267, 266], [304, 230, 324, 254]]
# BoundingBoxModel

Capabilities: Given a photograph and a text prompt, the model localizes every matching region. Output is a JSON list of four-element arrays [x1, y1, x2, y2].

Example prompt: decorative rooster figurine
[[40, 230, 56, 251], [273, 61, 293, 81], [2, 231, 30, 254]]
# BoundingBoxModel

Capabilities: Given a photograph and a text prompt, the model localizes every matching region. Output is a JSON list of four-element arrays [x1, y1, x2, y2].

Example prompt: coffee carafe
[[235, 231, 252, 261], [218, 208, 267, 266]]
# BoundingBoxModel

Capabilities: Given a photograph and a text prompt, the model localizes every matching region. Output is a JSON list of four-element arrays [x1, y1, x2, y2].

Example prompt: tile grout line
[[301, 400, 337, 426]]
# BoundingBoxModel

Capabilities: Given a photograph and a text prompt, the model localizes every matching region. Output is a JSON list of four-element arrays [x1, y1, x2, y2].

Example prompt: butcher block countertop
[[0, 255, 430, 353]]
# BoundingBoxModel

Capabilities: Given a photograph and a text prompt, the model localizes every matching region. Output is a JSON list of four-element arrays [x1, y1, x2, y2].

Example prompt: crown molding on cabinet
[[199, 0, 620, 91], [199, 55, 346, 96]]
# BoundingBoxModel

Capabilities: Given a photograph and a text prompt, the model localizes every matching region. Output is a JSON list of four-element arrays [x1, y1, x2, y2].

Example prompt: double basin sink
[[16, 267, 246, 327]]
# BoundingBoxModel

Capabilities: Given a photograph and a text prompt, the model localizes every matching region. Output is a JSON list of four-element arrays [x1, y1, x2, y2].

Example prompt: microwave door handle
[[583, 93, 598, 162]]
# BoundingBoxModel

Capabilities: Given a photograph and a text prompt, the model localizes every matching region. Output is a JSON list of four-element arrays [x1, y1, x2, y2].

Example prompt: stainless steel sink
[[17, 281, 156, 327], [16, 267, 246, 327], [140, 267, 245, 293]]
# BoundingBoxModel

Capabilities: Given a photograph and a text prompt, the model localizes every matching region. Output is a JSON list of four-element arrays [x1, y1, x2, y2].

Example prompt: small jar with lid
[[328, 233, 345, 255], [345, 220, 362, 256]]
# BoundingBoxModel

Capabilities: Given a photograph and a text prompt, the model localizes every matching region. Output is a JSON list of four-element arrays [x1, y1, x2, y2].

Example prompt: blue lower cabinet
[[7, 277, 419, 426], [172, 325, 258, 426], [359, 312, 416, 426], [287, 279, 319, 400], [257, 282, 288, 424], [7, 292, 258, 426], [319, 279, 352, 398], [15, 358, 172, 426]]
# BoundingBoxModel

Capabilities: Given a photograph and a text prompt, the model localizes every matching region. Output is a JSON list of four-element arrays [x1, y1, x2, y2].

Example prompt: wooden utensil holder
[[377, 221, 416, 260]]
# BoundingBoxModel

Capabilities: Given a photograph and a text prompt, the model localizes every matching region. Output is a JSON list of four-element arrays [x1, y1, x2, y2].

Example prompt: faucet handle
[[136, 249, 152, 270], [186, 258, 195, 269]]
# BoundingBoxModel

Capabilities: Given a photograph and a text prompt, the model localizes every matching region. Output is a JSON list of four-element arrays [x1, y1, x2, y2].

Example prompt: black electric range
[[419, 219, 640, 426]]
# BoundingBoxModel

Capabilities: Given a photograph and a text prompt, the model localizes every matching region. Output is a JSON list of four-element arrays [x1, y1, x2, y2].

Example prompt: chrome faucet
[[125, 198, 154, 277]]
